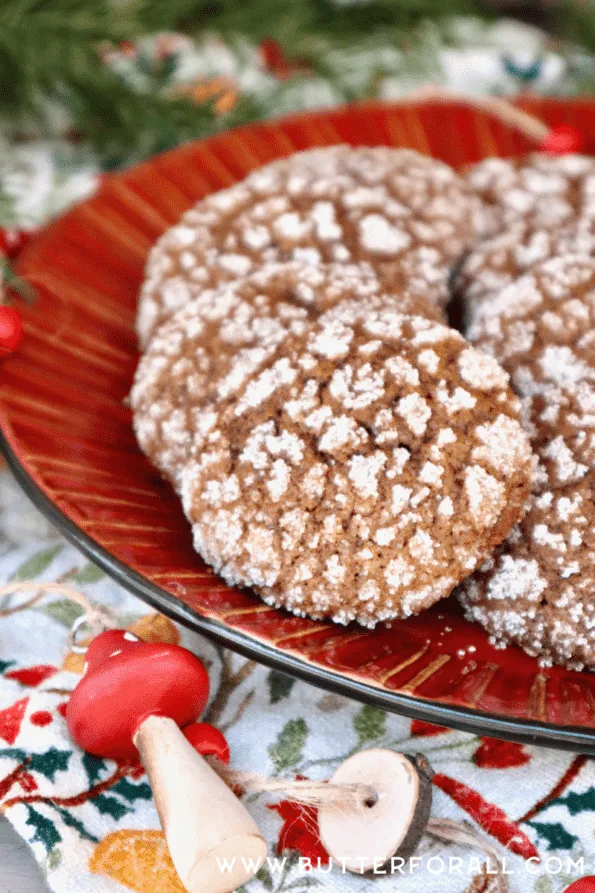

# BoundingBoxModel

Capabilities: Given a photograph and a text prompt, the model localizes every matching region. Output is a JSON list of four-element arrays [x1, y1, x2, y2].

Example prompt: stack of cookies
[[456, 155, 595, 670], [131, 145, 594, 671]]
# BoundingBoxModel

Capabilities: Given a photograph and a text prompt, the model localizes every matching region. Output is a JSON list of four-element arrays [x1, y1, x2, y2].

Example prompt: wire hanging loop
[[68, 608, 117, 653]]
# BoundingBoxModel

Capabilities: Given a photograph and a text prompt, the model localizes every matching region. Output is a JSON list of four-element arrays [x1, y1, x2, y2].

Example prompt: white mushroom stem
[[318, 749, 433, 874], [134, 715, 267, 893]]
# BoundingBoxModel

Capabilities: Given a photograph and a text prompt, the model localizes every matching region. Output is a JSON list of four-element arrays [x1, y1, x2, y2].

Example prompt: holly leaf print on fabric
[[353, 704, 385, 744], [111, 777, 152, 803], [0, 660, 14, 674], [255, 863, 274, 890], [533, 878, 553, 893], [267, 670, 295, 705], [92, 793, 130, 821], [81, 752, 107, 786], [550, 786, 595, 815], [269, 719, 308, 772], [53, 806, 98, 843], [25, 804, 61, 852], [46, 848, 62, 871], [527, 821, 578, 851], [9, 545, 62, 581], [29, 748, 71, 781], [0, 748, 27, 762]]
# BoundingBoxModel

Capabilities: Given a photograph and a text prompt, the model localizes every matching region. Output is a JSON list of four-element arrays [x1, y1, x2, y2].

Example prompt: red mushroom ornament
[[66, 630, 266, 893]]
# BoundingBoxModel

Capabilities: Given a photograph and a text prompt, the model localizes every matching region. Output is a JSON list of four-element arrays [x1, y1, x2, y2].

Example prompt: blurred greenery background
[[1, 0, 594, 168]]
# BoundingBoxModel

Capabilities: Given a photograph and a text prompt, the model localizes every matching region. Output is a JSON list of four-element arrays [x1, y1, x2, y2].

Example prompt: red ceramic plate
[[2, 98, 595, 752]]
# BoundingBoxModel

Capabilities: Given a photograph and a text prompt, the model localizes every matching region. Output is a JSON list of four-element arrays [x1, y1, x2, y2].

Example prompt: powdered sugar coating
[[465, 153, 595, 237], [459, 476, 595, 669], [181, 306, 533, 626], [137, 146, 476, 346], [456, 218, 595, 306], [460, 255, 595, 669], [459, 153, 595, 305], [131, 262, 438, 487], [467, 255, 595, 485]]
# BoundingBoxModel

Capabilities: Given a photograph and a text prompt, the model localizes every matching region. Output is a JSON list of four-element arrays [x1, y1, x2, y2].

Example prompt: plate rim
[[3, 97, 595, 752], [2, 430, 595, 753]]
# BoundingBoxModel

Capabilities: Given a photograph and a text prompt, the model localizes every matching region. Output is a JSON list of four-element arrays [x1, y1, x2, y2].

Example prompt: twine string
[[210, 761, 510, 887], [0, 582, 118, 650], [427, 818, 510, 893], [402, 84, 549, 143], [210, 758, 377, 808]]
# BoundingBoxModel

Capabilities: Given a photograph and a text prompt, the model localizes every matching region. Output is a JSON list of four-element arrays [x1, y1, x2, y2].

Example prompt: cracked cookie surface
[[136, 146, 476, 346], [458, 153, 595, 306], [465, 152, 595, 237], [455, 218, 595, 306], [459, 255, 595, 668], [131, 261, 439, 487], [467, 255, 595, 486], [179, 305, 533, 626], [460, 476, 595, 669]]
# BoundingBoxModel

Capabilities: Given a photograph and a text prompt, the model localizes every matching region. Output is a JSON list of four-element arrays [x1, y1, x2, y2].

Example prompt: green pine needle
[[0, 0, 593, 168]]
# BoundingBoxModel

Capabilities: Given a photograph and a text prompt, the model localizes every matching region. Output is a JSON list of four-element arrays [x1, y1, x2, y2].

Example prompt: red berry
[[183, 722, 230, 764], [0, 229, 30, 259], [258, 38, 302, 80], [0, 306, 23, 352], [539, 124, 585, 155], [259, 38, 286, 70], [118, 40, 137, 58]]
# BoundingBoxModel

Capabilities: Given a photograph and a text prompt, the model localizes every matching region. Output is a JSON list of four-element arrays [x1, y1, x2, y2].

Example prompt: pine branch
[[555, 0, 595, 54], [168, 0, 487, 51], [0, 0, 225, 163], [0, 0, 594, 168]]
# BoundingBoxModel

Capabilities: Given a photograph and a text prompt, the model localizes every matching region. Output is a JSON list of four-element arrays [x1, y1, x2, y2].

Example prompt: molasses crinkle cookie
[[180, 306, 533, 626], [458, 154, 595, 304], [465, 152, 595, 236], [467, 255, 595, 486], [130, 261, 438, 487], [459, 476, 595, 669], [136, 146, 477, 346], [459, 255, 595, 668], [455, 218, 595, 306]]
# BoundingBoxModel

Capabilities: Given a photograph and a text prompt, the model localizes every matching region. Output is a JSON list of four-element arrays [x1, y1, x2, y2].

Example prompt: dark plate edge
[[1, 431, 595, 753]]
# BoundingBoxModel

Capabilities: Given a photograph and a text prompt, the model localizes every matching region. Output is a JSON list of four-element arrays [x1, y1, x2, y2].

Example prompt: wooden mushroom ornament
[[318, 749, 433, 873], [66, 630, 266, 893]]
